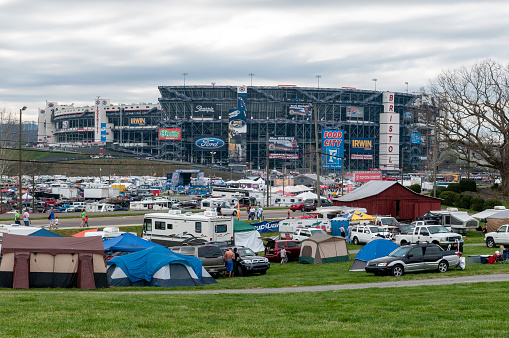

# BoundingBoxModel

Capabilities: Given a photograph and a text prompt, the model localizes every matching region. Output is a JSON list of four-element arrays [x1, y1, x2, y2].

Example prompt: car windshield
[[370, 227, 381, 233], [239, 248, 256, 257], [400, 225, 414, 232], [389, 247, 412, 257], [380, 217, 398, 226], [428, 226, 450, 234], [310, 229, 326, 235]]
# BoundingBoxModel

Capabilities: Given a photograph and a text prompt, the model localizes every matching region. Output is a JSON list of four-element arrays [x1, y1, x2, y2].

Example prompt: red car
[[290, 202, 304, 212], [264, 240, 302, 262]]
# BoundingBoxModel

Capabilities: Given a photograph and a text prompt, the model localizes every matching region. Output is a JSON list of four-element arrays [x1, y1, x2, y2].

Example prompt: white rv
[[130, 199, 174, 211], [278, 218, 331, 239], [142, 209, 234, 247], [425, 208, 479, 234]]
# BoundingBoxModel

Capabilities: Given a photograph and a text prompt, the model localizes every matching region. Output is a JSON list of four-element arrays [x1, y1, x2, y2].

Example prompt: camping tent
[[103, 233, 162, 252], [349, 239, 399, 271], [343, 210, 376, 222], [28, 228, 63, 237], [72, 229, 98, 237], [0, 234, 108, 289], [233, 219, 265, 253], [107, 246, 216, 287], [298, 234, 350, 264]]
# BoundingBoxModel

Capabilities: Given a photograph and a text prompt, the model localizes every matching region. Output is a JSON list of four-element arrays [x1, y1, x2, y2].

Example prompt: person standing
[[54, 216, 59, 229], [280, 246, 287, 264], [84, 215, 89, 227], [233, 248, 241, 277], [48, 208, 55, 229], [79, 210, 86, 228], [257, 206, 263, 221], [224, 248, 235, 278], [14, 211, 21, 225], [23, 209, 30, 226], [340, 225, 346, 238]]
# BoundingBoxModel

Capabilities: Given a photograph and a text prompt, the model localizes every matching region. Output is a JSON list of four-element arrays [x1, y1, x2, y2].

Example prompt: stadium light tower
[[182, 73, 188, 86], [372, 78, 377, 91], [405, 82, 409, 93], [18, 106, 27, 215], [316, 75, 322, 89], [249, 73, 255, 86]]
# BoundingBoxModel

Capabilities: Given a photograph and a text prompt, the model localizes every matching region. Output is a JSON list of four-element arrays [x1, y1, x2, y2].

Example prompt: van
[[303, 198, 332, 212]]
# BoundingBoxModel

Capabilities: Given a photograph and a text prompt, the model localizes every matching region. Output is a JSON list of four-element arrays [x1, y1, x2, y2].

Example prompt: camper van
[[142, 209, 234, 247], [200, 198, 238, 216], [422, 208, 479, 234]]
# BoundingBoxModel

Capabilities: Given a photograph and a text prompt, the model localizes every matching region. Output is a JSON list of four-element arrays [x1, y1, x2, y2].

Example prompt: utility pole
[[314, 104, 321, 207], [266, 129, 270, 208], [18, 106, 26, 215]]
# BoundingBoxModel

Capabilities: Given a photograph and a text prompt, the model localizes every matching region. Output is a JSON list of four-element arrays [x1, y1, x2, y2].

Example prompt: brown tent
[[0, 234, 108, 289], [298, 234, 350, 264]]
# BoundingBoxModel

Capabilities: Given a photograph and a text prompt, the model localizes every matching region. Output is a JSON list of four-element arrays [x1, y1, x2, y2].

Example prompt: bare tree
[[429, 59, 509, 195], [0, 108, 19, 178]]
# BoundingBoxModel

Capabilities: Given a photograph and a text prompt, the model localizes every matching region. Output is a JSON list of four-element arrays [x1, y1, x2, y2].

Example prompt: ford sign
[[195, 138, 225, 149]]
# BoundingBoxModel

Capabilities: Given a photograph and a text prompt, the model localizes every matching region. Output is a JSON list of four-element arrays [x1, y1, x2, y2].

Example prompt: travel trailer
[[142, 209, 234, 247]]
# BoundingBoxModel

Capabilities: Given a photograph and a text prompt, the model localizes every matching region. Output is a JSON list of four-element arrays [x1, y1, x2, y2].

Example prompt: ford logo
[[195, 138, 225, 149]]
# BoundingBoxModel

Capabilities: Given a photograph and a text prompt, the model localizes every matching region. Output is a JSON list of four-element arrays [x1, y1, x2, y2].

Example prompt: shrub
[[483, 199, 503, 210], [459, 179, 477, 192], [470, 197, 484, 211], [439, 191, 458, 206], [436, 186, 448, 195], [408, 184, 421, 193], [447, 183, 462, 193], [454, 194, 473, 209], [492, 183, 499, 190]]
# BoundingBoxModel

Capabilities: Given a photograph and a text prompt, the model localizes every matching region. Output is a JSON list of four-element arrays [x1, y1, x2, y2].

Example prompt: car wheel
[[232, 211, 237, 216], [486, 237, 495, 248], [438, 260, 449, 273], [237, 266, 244, 277], [391, 264, 404, 277], [292, 209, 295, 212], [400, 240, 408, 246], [352, 237, 359, 245]]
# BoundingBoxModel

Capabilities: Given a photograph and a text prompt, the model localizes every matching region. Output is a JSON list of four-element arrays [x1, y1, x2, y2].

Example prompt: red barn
[[332, 181, 441, 221]]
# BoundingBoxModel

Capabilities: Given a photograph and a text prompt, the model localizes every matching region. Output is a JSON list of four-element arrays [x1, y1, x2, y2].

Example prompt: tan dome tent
[[0, 234, 108, 289], [298, 234, 350, 264]]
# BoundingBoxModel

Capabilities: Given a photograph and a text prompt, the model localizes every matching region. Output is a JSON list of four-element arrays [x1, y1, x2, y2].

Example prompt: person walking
[[257, 206, 263, 221], [83, 215, 89, 227], [23, 209, 30, 226], [14, 210, 21, 225], [48, 208, 55, 229], [79, 210, 86, 228], [224, 248, 235, 278], [54, 216, 59, 229], [280, 246, 288, 264]]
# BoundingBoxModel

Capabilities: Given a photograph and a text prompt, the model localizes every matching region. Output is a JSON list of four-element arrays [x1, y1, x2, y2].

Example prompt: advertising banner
[[289, 104, 312, 116], [129, 117, 147, 126], [273, 178, 294, 186], [268, 136, 299, 159], [229, 86, 248, 163], [322, 129, 344, 169], [158, 128, 182, 140], [351, 138, 374, 154], [351, 154, 373, 160], [100, 123, 107, 142], [251, 221, 279, 234], [194, 137, 225, 150], [379, 92, 399, 171], [346, 106, 364, 118], [411, 132, 421, 144], [354, 172, 382, 182], [193, 103, 217, 119]]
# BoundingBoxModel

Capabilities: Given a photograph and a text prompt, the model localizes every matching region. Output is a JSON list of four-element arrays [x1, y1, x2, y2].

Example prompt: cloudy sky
[[1, 0, 508, 121]]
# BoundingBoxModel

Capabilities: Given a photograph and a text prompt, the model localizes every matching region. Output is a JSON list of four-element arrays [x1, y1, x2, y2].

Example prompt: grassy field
[[0, 283, 508, 336]]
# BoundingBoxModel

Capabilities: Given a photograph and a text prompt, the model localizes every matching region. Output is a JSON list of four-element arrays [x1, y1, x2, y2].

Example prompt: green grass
[[0, 283, 508, 336]]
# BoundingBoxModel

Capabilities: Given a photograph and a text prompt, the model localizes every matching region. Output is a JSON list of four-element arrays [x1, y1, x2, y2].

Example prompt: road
[[10, 208, 294, 229]]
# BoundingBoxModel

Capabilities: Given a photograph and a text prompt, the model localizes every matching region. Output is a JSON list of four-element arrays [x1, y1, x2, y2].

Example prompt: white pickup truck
[[395, 225, 464, 251], [484, 224, 509, 248]]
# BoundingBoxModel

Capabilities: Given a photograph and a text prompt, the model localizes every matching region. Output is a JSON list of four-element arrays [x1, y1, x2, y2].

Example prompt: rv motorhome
[[142, 209, 234, 247]]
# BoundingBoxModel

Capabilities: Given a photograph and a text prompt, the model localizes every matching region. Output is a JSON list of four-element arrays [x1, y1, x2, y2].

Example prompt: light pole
[[372, 78, 377, 91], [182, 73, 188, 86], [248, 73, 255, 86], [210, 151, 216, 165], [405, 82, 409, 93], [18, 106, 27, 215], [316, 75, 322, 89]]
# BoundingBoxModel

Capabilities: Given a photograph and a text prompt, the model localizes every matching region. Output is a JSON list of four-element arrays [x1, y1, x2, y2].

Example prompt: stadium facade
[[38, 86, 432, 172]]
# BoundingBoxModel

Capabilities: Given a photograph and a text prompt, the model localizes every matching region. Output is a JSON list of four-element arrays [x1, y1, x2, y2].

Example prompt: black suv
[[303, 198, 332, 212], [235, 247, 270, 276]]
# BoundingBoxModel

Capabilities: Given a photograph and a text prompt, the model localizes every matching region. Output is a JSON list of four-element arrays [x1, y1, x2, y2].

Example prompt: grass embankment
[[1, 283, 508, 336]]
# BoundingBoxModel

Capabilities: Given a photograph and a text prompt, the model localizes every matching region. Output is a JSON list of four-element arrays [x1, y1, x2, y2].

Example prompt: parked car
[[292, 227, 327, 241], [302, 198, 332, 212], [350, 225, 385, 245], [170, 245, 225, 277], [235, 246, 270, 276], [290, 202, 304, 212], [112, 205, 128, 211], [484, 224, 509, 248], [263, 239, 302, 262], [365, 243, 461, 276]]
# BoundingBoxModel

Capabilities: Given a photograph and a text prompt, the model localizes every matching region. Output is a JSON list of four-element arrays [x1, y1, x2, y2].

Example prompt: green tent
[[233, 220, 265, 253]]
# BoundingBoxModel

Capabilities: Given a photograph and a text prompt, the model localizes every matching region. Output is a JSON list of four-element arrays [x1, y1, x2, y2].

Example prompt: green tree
[[459, 179, 477, 192], [439, 191, 457, 206], [408, 184, 421, 193], [470, 197, 484, 211]]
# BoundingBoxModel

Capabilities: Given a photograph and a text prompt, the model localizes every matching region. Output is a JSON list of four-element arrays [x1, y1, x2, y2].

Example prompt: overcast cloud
[[1, 0, 509, 121]]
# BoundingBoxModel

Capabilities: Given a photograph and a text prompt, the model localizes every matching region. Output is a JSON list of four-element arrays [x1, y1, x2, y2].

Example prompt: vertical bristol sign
[[379, 92, 399, 170]]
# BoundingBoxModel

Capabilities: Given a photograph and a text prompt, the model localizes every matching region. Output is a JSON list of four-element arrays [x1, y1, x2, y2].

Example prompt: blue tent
[[28, 228, 63, 237], [103, 233, 162, 252], [350, 238, 399, 271], [107, 246, 216, 287]]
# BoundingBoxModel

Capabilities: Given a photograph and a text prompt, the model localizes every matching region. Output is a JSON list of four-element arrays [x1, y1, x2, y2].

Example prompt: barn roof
[[334, 181, 439, 202]]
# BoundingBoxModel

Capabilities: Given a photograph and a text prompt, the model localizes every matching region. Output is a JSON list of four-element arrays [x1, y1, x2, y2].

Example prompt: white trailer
[[51, 187, 79, 199], [84, 187, 120, 199], [142, 209, 234, 247]]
